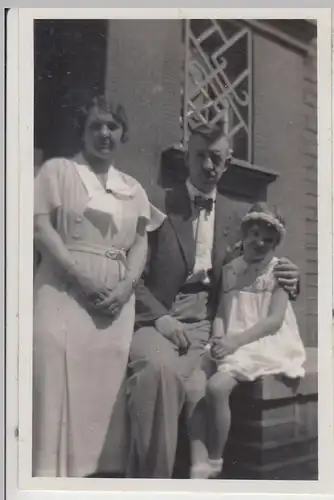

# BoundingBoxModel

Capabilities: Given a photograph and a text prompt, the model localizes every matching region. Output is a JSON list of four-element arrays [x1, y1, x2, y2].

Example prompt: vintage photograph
[[31, 17, 319, 482]]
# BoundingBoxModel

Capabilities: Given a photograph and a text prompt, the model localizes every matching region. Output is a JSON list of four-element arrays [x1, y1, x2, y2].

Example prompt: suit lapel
[[167, 185, 196, 274]]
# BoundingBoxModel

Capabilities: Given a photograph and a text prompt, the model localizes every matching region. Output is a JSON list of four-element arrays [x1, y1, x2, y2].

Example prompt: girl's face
[[242, 221, 279, 263], [83, 106, 123, 161]]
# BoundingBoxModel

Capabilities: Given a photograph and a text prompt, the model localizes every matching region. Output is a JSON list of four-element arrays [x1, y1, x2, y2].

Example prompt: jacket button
[[223, 229, 229, 236], [75, 215, 83, 223], [73, 232, 80, 239]]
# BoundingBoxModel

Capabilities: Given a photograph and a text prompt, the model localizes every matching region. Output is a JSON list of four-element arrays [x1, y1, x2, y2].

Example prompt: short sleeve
[[34, 159, 62, 215], [134, 183, 151, 221], [147, 204, 167, 232], [134, 184, 167, 232]]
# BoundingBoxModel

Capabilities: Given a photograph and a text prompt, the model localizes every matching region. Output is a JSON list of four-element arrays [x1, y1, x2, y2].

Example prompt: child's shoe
[[190, 462, 212, 479], [207, 458, 223, 478]]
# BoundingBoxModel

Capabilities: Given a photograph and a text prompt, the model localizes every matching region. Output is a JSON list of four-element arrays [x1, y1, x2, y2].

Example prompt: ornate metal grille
[[182, 19, 253, 162]]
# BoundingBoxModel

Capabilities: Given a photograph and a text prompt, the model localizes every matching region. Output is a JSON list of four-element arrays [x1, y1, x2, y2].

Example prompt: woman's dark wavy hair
[[70, 91, 129, 143]]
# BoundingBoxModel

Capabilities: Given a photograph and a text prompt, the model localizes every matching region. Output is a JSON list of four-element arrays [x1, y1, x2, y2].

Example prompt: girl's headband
[[241, 211, 286, 239]]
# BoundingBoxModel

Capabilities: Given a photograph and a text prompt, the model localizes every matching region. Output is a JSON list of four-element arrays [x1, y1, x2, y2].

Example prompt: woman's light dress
[[33, 154, 153, 477]]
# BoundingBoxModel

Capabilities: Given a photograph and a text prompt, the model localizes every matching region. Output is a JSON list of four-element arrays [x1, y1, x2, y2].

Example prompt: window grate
[[182, 19, 253, 163]]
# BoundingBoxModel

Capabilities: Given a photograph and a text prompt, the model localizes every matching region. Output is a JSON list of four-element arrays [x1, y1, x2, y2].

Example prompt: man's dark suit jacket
[[135, 183, 252, 329]]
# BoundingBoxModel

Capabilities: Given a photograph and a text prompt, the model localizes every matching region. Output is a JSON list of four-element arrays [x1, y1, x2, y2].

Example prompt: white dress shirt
[[185, 179, 217, 284]]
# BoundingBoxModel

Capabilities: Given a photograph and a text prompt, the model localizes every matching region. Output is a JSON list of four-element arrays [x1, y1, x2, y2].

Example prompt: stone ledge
[[224, 452, 318, 480], [227, 435, 317, 464], [223, 347, 318, 480], [218, 158, 278, 201], [232, 347, 317, 401], [232, 413, 316, 442]]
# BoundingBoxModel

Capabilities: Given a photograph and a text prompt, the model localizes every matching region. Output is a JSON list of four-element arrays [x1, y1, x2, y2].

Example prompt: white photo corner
[[5, 7, 334, 500]]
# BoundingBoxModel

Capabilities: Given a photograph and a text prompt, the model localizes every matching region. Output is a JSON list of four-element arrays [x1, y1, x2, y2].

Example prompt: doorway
[[34, 19, 108, 162]]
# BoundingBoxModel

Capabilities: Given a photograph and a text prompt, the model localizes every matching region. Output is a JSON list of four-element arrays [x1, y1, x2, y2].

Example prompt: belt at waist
[[67, 242, 128, 268], [178, 281, 212, 295]]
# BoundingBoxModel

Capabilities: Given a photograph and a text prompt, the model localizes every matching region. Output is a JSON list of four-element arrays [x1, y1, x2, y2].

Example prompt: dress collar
[[74, 152, 136, 199]]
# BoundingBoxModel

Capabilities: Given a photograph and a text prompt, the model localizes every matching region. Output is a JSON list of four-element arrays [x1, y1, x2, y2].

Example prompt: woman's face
[[242, 221, 279, 263], [83, 106, 123, 161]]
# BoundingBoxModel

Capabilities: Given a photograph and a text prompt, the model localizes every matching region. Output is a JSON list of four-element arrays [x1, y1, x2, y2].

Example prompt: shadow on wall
[[158, 147, 189, 190]]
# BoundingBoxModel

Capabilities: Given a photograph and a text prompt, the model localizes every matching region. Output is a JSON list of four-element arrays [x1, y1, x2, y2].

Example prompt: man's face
[[83, 106, 123, 161], [187, 133, 230, 193]]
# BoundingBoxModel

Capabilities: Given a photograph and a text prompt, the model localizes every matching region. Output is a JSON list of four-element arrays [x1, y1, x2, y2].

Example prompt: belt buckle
[[105, 248, 118, 259]]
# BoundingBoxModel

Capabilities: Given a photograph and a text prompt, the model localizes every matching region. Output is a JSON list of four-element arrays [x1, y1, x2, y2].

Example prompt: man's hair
[[189, 119, 228, 146]]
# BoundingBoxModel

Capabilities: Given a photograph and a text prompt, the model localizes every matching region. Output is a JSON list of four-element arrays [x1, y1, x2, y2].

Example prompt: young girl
[[190, 202, 306, 479]]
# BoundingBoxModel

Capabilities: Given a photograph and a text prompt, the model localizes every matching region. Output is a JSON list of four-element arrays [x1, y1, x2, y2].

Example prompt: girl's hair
[[73, 92, 129, 143], [241, 202, 286, 244]]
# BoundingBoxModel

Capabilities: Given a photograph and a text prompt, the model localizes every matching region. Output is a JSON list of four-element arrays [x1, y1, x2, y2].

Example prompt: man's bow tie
[[194, 196, 214, 213]]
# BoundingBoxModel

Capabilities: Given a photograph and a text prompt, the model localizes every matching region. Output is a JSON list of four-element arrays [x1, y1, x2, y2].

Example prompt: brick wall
[[105, 20, 183, 209], [103, 22, 318, 344], [253, 33, 308, 343], [252, 32, 318, 347], [302, 38, 318, 346]]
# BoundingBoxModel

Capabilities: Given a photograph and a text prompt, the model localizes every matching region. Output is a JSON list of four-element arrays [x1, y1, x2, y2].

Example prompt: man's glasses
[[208, 148, 234, 170]]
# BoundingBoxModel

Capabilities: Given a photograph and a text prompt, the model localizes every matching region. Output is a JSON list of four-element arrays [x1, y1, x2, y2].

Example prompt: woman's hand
[[274, 257, 300, 294], [210, 336, 240, 360], [69, 266, 109, 305], [94, 279, 134, 318]]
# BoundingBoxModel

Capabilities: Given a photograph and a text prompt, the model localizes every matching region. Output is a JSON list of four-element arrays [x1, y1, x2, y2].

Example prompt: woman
[[33, 95, 156, 477]]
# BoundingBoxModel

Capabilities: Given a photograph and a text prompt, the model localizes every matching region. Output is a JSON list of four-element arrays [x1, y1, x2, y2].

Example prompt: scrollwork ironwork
[[182, 19, 253, 162]]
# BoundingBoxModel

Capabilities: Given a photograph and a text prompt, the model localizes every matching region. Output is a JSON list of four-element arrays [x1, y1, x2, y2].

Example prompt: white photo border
[[6, 7, 334, 500]]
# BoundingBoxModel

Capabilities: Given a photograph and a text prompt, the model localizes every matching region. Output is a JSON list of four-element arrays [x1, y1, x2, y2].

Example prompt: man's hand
[[274, 257, 300, 294], [210, 336, 240, 360], [155, 315, 191, 352]]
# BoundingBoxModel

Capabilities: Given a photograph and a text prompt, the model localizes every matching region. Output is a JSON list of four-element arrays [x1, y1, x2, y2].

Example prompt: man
[[126, 122, 299, 478]]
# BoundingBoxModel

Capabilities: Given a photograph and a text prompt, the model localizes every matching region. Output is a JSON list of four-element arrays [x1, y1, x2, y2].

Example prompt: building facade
[[34, 18, 318, 480], [35, 18, 317, 347]]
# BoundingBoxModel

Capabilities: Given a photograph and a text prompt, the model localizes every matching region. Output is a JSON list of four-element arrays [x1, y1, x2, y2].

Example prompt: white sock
[[208, 458, 223, 475], [190, 462, 211, 479]]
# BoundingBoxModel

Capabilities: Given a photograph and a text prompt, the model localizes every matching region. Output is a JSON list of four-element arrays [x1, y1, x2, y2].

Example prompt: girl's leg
[[206, 371, 238, 463], [188, 399, 208, 461], [185, 370, 210, 478]]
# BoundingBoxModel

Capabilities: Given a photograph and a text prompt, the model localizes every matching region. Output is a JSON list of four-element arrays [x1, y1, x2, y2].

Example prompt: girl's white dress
[[217, 256, 306, 381]]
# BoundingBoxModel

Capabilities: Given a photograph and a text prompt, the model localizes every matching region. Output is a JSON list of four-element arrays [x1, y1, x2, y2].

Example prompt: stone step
[[230, 347, 318, 402], [230, 416, 304, 442], [223, 452, 318, 480], [230, 393, 318, 425], [231, 400, 318, 441], [225, 435, 317, 467]]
